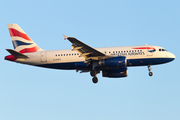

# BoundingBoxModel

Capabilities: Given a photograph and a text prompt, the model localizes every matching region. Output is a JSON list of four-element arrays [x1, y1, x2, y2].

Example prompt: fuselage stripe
[[133, 47, 156, 50]]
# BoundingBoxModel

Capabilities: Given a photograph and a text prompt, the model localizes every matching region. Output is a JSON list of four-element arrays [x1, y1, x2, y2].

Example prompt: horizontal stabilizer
[[6, 49, 29, 58]]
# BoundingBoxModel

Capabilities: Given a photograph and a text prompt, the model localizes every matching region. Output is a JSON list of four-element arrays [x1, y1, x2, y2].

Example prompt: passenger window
[[121, 51, 123, 53], [69, 54, 71, 56], [55, 54, 57, 56], [132, 50, 134, 52], [105, 52, 106, 54], [74, 53, 76, 55], [140, 50, 142, 52], [77, 53, 79, 55], [72, 54, 73, 55], [159, 49, 161, 51], [129, 50, 131, 52], [64, 54, 65, 56], [162, 49, 165, 51], [66, 54, 68, 56]]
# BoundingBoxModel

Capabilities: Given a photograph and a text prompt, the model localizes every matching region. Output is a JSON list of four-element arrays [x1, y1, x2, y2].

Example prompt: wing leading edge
[[63, 35, 109, 61]]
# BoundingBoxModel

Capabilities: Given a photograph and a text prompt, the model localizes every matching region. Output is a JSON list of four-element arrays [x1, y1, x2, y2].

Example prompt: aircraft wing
[[64, 35, 108, 61]]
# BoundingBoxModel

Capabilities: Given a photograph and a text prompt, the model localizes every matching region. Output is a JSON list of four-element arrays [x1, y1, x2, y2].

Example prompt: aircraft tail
[[7, 24, 44, 53]]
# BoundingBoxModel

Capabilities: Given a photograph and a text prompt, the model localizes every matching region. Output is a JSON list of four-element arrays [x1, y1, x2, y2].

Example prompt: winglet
[[63, 34, 68, 40]]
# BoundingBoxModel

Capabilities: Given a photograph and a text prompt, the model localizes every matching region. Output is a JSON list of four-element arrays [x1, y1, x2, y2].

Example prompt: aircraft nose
[[170, 53, 175, 59], [167, 52, 175, 61], [172, 54, 175, 59]]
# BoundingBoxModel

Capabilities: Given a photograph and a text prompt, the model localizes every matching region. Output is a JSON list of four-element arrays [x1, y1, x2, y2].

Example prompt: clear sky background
[[0, 0, 179, 120]]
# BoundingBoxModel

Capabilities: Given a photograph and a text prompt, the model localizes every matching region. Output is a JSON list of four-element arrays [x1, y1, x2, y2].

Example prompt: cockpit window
[[159, 48, 167, 51], [162, 49, 167, 51]]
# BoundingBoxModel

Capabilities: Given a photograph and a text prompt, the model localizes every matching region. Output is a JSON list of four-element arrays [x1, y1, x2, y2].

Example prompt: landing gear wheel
[[148, 65, 153, 77], [149, 72, 153, 76], [90, 70, 96, 77], [92, 77, 98, 84]]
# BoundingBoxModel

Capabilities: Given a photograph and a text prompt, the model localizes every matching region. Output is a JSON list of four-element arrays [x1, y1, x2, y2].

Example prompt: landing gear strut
[[148, 65, 153, 76]]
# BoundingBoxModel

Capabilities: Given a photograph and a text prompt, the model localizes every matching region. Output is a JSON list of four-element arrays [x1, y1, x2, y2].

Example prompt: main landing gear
[[92, 77, 98, 83], [90, 70, 99, 84], [148, 65, 153, 76]]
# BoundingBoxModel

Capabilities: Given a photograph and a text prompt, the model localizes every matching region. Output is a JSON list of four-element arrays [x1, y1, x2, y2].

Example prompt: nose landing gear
[[148, 65, 153, 76]]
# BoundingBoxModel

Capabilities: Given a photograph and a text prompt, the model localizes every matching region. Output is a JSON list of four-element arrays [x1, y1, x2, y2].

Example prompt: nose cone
[[169, 53, 175, 59], [167, 52, 175, 62]]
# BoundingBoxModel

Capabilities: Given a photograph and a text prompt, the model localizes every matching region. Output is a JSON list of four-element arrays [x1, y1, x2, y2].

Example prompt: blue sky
[[0, 0, 179, 120]]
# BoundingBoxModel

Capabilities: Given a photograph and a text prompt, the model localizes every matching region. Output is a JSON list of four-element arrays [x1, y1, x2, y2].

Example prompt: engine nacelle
[[102, 67, 128, 78], [99, 56, 127, 67]]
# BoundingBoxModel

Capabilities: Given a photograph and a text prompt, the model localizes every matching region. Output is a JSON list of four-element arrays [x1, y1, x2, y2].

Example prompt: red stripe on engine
[[19, 46, 40, 53], [9, 28, 32, 41]]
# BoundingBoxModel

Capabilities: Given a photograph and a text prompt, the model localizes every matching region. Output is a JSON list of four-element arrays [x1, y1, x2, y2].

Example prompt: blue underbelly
[[36, 58, 174, 70], [127, 58, 174, 66]]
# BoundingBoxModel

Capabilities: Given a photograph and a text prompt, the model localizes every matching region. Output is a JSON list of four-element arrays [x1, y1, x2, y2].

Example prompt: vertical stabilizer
[[7, 24, 43, 53]]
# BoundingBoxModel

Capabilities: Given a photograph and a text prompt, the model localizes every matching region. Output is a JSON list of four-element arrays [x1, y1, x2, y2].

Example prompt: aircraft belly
[[36, 61, 92, 70], [127, 58, 175, 66]]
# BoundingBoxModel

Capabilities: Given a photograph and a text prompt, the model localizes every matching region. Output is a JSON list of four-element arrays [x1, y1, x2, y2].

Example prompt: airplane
[[5, 24, 175, 83]]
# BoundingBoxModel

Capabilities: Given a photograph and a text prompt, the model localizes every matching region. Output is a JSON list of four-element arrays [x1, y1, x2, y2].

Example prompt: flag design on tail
[[7, 24, 43, 53]]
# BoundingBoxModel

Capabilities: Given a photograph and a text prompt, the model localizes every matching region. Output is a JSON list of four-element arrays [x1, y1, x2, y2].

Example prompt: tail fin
[[7, 24, 43, 53]]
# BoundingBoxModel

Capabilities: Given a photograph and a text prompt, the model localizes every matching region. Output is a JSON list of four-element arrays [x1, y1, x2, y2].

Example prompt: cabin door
[[41, 51, 47, 62]]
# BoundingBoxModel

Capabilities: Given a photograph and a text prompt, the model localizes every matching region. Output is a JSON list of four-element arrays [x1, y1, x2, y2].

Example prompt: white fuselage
[[13, 45, 175, 70]]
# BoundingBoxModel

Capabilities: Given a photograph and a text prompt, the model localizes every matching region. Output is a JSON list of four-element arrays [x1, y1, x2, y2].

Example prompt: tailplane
[[7, 24, 44, 53], [6, 49, 29, 58]]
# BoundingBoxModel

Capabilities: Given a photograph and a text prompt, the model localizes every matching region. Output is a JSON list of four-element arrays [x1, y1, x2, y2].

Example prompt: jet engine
[[99, 56, 127, 67], [102, 67, 128, 78]]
